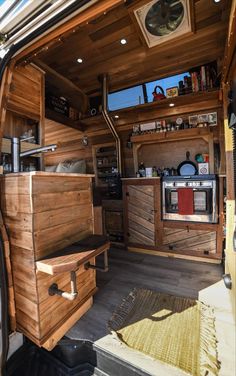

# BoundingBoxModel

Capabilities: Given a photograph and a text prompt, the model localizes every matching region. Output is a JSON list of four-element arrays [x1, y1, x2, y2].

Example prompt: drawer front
[[163, 227, 217, 255]]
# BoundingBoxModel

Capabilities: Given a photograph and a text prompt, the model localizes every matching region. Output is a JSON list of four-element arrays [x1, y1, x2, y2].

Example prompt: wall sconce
[[81, 135, 88, 146]]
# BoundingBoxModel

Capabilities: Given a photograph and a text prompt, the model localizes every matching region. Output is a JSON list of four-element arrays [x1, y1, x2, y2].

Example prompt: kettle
[[152, 86, 166, 101]]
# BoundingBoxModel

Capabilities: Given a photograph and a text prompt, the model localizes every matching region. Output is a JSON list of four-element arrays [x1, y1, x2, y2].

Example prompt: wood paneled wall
[[44, 118, 134, 177]]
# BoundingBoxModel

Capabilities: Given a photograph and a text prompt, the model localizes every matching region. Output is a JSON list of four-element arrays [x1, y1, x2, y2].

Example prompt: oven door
[[163, 186, 217, 223]]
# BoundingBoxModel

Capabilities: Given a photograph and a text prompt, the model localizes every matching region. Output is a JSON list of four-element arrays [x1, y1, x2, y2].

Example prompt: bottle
[[138, 162, 146, 177], [152, 166, 157, 177]]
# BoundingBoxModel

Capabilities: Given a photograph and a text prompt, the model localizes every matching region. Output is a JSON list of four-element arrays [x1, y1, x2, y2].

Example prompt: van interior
[[0, 0, 235, 375]]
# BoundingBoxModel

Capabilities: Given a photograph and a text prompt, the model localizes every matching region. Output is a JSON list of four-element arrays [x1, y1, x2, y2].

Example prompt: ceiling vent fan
[[132, 0, 193, 48]]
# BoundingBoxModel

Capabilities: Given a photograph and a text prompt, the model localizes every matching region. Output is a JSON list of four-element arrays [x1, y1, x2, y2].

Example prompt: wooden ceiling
[[32, 0, 231, 98]]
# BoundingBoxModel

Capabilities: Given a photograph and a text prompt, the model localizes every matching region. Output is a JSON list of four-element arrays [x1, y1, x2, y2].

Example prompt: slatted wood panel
[[126, 185, 155, 246], [162, 227, 217, 254], [6, 65, 43, 120], [0, 172, 96, 347]]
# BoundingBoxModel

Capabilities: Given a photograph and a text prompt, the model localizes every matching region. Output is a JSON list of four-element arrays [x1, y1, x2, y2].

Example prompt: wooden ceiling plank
[[13, 0, 124, 64], [31, 0, 231, 97]]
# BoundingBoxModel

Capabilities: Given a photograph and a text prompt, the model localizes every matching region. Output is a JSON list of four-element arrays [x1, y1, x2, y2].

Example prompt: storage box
[[198, 163, 209, 175]]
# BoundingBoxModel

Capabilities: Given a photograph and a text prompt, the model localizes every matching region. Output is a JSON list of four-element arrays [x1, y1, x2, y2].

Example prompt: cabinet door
[[104, 210, 123, 233], [125, 185, 155, 246], [162, 227, 217, 256]]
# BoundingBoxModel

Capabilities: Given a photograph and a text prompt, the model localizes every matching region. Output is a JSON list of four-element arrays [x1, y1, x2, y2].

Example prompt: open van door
[[222, 0, 236, 319], [0, 0, 110, 371]]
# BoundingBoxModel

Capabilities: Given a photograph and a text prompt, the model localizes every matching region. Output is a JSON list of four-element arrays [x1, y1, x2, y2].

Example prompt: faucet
[[11, 137, 57, 173]]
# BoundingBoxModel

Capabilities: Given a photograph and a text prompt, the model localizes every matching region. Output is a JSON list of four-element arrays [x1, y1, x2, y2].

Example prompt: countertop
[[3, 171, 95, 178], [121, 177, 161, 180]]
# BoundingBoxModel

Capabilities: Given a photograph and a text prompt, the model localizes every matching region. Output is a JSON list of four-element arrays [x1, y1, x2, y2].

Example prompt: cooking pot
[[177, 151, 197, 176], [152, 86, 166, 101]]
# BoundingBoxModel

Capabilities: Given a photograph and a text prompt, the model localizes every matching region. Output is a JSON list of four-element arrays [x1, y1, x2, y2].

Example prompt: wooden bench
[[36, 235, 110, 301], [36, 235, 110, 275]]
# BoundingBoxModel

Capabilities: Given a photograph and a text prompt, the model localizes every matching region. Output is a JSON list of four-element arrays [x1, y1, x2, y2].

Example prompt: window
[[108, 85, 145, 111], [146, 73, 189, 102], [108, 72, 189, 111]]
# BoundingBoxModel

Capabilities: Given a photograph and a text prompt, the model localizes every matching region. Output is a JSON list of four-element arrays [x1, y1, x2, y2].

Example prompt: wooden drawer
[[162, 227, 217, 255]]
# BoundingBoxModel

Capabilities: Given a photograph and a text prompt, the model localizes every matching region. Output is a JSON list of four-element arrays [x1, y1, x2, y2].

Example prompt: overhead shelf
[[112, 90, 221, 127], [131, 127, 213, 144]]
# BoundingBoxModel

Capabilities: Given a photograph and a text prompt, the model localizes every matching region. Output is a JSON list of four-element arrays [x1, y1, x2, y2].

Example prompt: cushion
[[56, 159, 86, 174], [45, 165, 57, 172]]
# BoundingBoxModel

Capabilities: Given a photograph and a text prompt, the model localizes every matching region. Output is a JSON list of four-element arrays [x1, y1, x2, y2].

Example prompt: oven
[[162, 175, 218, 223]]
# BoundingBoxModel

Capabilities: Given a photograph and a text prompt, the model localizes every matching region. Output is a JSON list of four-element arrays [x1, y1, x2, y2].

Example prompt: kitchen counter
[[122, 177, 222, 263], [122, 177, 160, 180], [4, 171, 94, 178]]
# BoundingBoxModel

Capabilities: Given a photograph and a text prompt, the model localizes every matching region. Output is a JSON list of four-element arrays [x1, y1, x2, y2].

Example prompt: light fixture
[[77, 58, 83, 63], [114, 115, 119, 119], [169, 103, 175, 107], [213, 0, 221, 2], [120, 38, 127, 45]]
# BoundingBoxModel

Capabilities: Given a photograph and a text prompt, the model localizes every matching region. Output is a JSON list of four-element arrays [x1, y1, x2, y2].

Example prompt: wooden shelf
[[112, 90, 221, 127], [81, 113, 104, 127], [92, 142, 117, 187], [97, 164, 117, 169], [45, 108, 84, 131], [131, 126, 213, 144]]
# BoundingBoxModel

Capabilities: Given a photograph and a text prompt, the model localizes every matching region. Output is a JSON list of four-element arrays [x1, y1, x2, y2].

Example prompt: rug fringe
[[200, 303, 220, 376]]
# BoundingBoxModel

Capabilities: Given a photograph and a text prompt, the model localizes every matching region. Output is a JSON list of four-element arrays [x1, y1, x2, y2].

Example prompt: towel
[[178, 188, 194, 215]]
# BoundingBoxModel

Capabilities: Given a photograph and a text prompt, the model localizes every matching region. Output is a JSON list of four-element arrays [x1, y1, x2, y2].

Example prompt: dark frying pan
[[177, 151, 197, 176]]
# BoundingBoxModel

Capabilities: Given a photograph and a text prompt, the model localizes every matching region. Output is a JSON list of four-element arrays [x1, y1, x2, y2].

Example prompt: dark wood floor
[[67, 248, 223, 342]]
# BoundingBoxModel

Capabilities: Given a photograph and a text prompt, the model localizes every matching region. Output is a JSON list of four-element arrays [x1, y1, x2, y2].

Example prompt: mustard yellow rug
[[108, 288, 220, 376]]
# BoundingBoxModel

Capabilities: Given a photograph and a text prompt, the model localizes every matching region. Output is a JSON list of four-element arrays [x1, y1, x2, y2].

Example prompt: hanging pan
[[177, 151, 197, 176]]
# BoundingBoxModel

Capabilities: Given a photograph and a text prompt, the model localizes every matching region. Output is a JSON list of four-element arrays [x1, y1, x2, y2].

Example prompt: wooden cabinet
[[6, 64, 44, 121], [0, 172, 99, 349], [1, 64, 45, 172], [123, 178, 161, 248], [126, 184, 155, 246], [123, 178, 222, 263]]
